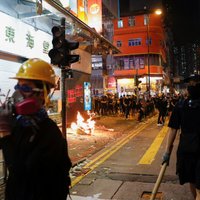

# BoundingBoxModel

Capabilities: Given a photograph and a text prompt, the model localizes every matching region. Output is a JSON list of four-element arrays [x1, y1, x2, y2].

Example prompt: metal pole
[[61, 68, 66, 139], [147, 14, 151, 96], [136, 68, 139, 102], [60, 17, 67, 139]]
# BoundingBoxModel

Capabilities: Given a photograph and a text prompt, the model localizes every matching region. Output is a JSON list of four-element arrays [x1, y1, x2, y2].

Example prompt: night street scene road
[[0, 0, 200, 200]]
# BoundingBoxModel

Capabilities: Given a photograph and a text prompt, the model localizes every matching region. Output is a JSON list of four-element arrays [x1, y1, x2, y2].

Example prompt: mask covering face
[[11, 90, 40, 115], [187, 83, 200, 100]]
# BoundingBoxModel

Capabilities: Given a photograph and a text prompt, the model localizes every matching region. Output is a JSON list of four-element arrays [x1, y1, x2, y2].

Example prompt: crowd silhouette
[[92, 93, 181, 124]]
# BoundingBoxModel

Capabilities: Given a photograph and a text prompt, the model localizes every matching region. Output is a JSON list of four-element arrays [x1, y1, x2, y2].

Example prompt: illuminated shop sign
[[107, 76, 116, 88], [78, 0, 89, 24], [0, 12, 52, 62], [88, 0, 102, 33], [68, 85, 83, 103], [92, 55, 103, 69]]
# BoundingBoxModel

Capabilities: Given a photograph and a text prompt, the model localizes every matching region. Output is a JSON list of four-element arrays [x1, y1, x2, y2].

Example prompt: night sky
[[120, 0, 162, 13], [168, 0, 200, 45], [120, 0, 200, 45]]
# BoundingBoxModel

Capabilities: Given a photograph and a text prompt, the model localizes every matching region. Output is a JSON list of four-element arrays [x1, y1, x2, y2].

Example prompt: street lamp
[[146, 13, 150, 94], [144, 7, 162, 96]]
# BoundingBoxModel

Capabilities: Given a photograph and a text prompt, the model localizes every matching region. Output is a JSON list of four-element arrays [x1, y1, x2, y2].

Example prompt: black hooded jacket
[[0, 117, 72, 200]]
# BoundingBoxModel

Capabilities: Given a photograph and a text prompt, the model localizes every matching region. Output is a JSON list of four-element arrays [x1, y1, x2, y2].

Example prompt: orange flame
[[71, 111, 95, 134]]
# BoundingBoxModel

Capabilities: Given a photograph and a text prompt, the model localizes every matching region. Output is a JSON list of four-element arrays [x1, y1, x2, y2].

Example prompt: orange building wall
[[113, 14, 166, 61]]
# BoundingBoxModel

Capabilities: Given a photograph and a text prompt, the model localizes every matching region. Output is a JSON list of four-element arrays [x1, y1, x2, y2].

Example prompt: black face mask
[[187, 83, 200, 100]]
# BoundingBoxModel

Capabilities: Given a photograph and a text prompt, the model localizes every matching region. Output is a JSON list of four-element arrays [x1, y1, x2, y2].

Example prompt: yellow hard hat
[[11, 58, 56, 87]]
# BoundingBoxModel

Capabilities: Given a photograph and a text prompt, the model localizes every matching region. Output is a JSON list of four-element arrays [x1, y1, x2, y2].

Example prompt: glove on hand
[[162, 152, 170, 166]]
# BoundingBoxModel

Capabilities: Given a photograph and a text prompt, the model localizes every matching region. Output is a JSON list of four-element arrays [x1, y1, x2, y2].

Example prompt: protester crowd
[[92, 93, 181, 124]]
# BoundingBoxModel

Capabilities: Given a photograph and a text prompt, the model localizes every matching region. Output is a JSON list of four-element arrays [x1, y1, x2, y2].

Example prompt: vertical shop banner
[[77, 0, 88, 24], [107, 76, 116, 88], [84, 82, 92, 111], [88, 0, 102, 33]]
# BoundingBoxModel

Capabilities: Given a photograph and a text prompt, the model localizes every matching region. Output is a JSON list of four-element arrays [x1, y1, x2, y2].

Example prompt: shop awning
[[45, 0, 120, 54], [0, 0, 120, 55]]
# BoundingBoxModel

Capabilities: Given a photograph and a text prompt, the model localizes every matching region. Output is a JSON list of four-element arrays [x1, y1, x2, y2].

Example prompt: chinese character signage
[[0, 12, 52, 62]]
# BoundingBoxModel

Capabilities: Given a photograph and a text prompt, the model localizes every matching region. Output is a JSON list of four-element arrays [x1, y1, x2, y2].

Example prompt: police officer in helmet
[[162, 74, 200, 200]]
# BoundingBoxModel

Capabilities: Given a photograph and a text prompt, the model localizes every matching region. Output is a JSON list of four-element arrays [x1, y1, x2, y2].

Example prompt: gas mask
[[11, 90, 40, 115]]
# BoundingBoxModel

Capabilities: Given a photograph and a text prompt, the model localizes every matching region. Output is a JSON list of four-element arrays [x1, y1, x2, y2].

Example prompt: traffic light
[[134, 75, 142, 86], [48, 25, 80, 66]]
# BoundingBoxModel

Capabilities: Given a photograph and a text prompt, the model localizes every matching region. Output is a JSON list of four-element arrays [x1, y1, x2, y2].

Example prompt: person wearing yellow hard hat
[[11, 58, 56, 107], [0, 58, 72, 200]]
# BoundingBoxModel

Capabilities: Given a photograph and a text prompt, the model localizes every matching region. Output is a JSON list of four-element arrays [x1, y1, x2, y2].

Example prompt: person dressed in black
[[162, 74, 200, 200], [156, 94, 168, 126], [123, 95, 131, 119], [0, 58, 72, 200], [136, 99, 144, 122]]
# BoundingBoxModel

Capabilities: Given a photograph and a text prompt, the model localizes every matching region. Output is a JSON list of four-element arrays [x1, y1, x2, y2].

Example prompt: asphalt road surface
[[69, 116, 193, 200]]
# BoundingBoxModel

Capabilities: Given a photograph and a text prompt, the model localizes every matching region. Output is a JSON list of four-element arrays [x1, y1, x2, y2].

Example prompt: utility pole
[[144, 7, 162, 97], [60, 18, 67, 139], [146, 13, 151, 96]]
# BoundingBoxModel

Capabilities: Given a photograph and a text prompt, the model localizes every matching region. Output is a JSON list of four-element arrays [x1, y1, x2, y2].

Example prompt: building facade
[[110, 12, 167, 96], [0, 0, 119, 124]]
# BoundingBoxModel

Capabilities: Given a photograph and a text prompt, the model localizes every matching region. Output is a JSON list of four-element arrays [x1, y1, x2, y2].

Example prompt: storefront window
[[0, 59, 20, 102], [124, 57, 129, 69]]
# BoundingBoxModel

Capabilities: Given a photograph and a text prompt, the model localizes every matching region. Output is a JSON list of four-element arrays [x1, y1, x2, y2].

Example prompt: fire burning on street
[[71, 111, 96, 135]]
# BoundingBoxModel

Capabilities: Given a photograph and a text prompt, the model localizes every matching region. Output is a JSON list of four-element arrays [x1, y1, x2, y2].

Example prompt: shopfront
[[0, 9, 86, 124], [0, 0, 120, 126], [0, 10, 53, 101]]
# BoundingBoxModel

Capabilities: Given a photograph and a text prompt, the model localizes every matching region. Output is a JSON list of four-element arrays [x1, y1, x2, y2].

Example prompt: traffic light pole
[[60, 17, 67, 139], [146, 14, 151, 97], [136, 68, 139, 102], [61, 67, 67, 139], [48, 17, 79, 139]]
